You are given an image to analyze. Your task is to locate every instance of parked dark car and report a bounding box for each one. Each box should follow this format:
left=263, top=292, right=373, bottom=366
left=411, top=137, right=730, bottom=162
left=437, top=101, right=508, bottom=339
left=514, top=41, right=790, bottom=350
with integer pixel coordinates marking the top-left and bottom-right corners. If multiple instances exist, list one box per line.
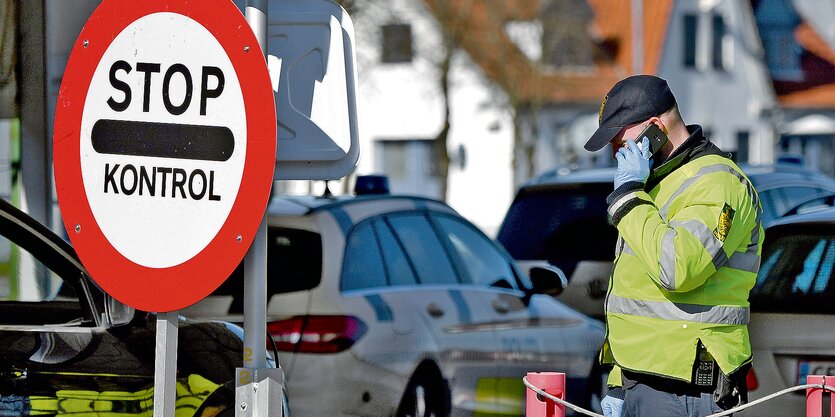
left=0, top=197, right=284, bottom=417
left=744, top=205, right=835, bottom=416
left=496, top=164, right=835, bottom=319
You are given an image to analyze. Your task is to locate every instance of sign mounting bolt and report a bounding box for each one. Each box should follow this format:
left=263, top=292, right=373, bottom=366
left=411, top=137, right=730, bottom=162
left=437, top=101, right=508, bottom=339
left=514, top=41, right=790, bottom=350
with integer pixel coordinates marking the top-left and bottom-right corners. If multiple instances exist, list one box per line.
left=236, top=235, right=242, bottom=243
left=83, top=40, right=89, bottom=48
left=244, top=45, right=250, bottom=52
left=75, top=224, right=81, bottom=233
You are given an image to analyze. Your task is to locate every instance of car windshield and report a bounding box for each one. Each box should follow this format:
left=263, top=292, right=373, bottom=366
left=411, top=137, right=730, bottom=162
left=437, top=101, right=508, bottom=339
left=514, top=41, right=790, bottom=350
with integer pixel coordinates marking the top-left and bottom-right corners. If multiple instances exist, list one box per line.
left=497, top=182, right=616, bottom=275
left=751, top=231, right=835, bottom=314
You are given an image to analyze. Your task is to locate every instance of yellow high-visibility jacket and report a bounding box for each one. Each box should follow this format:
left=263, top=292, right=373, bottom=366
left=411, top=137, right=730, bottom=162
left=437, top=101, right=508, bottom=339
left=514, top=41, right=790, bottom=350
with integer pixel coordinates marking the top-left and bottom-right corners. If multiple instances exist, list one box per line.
left=601, top=127, right=763, bottom=382
left=29, top=373, right=221, bottom=416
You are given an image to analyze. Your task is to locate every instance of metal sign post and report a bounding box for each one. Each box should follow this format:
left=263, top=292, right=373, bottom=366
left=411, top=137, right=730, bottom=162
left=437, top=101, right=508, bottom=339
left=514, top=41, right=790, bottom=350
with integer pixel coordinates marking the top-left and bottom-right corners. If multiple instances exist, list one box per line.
left=238, top=1, right=284, bottom=416
left=153, top=312, right=179, bottom=417
left=243, top=0, right=268, bottom=374
left=234, top=1, right=361, bottom=414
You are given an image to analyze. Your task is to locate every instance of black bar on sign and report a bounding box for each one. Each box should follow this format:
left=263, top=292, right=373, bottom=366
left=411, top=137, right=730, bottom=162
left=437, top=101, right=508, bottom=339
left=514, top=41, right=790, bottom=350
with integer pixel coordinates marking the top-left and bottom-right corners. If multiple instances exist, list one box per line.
left=91, top=119, right=234, bottom=162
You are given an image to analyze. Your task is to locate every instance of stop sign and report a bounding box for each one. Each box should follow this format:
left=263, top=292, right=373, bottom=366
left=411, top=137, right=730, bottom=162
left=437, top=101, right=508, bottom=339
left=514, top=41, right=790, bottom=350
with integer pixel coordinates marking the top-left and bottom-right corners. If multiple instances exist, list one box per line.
left=53, top=0, right=276, bottom=312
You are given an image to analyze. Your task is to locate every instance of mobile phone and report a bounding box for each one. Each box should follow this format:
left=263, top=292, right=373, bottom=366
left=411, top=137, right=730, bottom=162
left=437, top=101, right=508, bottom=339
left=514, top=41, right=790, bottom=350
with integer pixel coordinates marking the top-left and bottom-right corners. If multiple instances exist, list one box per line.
left=636, top=123, right=669, bottom=157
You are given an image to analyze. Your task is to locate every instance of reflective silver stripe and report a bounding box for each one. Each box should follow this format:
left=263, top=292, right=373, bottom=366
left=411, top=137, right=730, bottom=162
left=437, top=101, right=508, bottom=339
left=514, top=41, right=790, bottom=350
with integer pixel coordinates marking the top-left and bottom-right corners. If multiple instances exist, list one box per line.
left=607, top=294, right=750, bottom=325
left=658, top=219, right=760, bottom=288
left=750, top=219, right=760, bottom=246
left=623, top=240, right=634, bottom=256
left=672, top=218, right=726, bottom=261
left=735, top=169, right=761, bottom=213
left=660, top=229, right=677, bottom=290
left=660, top=219, right=728, bottom=290
left=674, top=219, right=725, bottom=256
left=727, top=249, right=760, bottom=273
left=660, top=164, right=763, bottom=276
left=656, top=165, right=727, bottom=285
left=616, top=237, right=635, bottom=257
left=725, top=214, right=762, bottom=274
left=608, top=191, right=641, bottom=218
left=659, top=164, right=733, bottom=218
left=660, top=163, right=759, bottom=220
left=749, top=207, right=763, bottom=250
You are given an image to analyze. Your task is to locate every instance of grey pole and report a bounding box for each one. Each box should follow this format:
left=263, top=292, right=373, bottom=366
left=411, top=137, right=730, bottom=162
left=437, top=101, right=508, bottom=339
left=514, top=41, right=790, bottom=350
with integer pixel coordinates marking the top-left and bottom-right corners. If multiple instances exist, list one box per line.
left=18, top=0, right=51, bottom=228
left=239, top=1, right=282, bottom=416
left=632, top=0, right=643, bottom=74
left=152, top=312, right=178, bottom=417
left=244, top=0, right=269, bottom=374
left=243, top=215, right=268, bottom=373
left=247, top=0, right=268, bottom=56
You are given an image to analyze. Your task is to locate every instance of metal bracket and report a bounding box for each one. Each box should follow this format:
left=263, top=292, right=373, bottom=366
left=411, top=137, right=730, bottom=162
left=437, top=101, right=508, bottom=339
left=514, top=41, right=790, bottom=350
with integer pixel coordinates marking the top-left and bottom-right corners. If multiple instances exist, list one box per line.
left=235, top=367, right=285, bottom=417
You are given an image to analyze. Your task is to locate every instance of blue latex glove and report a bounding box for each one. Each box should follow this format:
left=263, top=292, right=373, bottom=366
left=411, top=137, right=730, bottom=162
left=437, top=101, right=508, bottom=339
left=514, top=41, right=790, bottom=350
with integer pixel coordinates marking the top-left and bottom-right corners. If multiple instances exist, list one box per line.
left=600, top=395, right=624, bottom=417
left=614, top=138, right=651, bottom=189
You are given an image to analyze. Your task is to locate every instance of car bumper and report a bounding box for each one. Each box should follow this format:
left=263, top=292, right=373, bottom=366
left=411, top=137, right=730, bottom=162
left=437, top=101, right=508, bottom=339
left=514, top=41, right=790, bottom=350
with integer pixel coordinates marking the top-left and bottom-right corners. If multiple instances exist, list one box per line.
left=286, top=351, right=407, bottom=417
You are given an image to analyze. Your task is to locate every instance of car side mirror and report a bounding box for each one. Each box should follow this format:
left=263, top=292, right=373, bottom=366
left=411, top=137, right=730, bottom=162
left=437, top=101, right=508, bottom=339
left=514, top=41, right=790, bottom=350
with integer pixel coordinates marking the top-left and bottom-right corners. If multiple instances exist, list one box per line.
left=529, top=265, right=567, bottom=297
left=104, top=295, right=136, bottom=326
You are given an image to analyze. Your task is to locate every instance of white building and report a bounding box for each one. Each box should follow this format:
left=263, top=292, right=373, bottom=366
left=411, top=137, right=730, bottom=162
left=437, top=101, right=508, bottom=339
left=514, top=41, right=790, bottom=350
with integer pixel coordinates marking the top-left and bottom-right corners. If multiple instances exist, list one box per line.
left=332, top=0, right=835, bottom=238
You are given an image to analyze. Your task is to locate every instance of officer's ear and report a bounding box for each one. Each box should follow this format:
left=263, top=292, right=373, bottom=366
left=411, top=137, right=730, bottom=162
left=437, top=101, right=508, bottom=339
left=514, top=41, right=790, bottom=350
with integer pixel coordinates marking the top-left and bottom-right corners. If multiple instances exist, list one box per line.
left=648, top=116, right=667, bottom=135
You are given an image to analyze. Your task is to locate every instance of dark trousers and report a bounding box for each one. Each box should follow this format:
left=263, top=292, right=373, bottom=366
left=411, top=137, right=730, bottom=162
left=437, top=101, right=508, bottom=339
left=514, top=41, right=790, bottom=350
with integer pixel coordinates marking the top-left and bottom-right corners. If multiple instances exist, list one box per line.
left=623, top=382, right=727, bottom=417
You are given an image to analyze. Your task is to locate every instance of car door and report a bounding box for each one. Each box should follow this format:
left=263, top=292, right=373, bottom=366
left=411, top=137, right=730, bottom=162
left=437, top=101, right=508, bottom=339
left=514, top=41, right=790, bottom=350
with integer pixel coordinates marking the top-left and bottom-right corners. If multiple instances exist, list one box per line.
left=0, top=198, right=239, bottom=416
left=748, top=226, right=835, bottom=415
left=430, top=213, right=541, bottom=415
left=431, top=213, right=603, bottom=415
left=380, top=212, right=499, bottom=416
left=0, top=228, right=156, bottom=416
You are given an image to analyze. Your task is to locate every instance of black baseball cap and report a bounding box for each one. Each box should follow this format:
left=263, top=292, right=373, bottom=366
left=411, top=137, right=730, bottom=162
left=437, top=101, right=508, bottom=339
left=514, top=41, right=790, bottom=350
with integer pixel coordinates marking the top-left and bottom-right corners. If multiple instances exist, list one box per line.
left=584, top=75, right=677, bottom=152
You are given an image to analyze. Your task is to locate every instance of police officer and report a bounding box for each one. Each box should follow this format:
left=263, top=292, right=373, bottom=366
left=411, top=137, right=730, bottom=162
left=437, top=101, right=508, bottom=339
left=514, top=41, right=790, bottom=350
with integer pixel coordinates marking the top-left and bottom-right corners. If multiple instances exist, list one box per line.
left=585, top=75, right=763, bottom=417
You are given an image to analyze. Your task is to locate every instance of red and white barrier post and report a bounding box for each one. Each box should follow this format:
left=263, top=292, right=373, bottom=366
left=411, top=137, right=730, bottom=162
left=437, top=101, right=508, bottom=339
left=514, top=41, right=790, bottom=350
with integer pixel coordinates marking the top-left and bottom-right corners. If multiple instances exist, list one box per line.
left=806, top=375, right=835, bottom=417
left=526, top=372, right=565, bottom=417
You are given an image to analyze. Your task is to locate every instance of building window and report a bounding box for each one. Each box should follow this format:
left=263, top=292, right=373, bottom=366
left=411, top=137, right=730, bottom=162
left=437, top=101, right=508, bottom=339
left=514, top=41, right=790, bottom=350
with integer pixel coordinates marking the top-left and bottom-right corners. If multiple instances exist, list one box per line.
left=683, top=14, right=698, bottom=68
left=375, top=139, right=441, bottom=199
left=736, top=131, right=750, bottom=163
left=381, top=24, right=413, bottom=63
left=712, top=14, right=726, bottom=70
left=379, top=140, right=408, bottom=180
left=753, top=0, right=803, bottom=81
left=540, top=0, right=595, bottom=70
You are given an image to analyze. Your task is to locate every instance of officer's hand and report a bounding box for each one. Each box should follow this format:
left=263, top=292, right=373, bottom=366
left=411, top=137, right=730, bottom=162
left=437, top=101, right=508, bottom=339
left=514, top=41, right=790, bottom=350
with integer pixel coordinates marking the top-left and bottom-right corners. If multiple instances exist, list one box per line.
left=614, top=138, right=651, bottom=189
left=600, top=395, right=624, bottom=417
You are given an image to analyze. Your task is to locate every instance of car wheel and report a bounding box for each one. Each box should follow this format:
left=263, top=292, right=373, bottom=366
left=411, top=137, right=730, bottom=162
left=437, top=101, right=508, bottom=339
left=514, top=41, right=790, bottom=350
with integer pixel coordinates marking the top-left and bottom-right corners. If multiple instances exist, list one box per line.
left=396, top=367, right=449, bottom=417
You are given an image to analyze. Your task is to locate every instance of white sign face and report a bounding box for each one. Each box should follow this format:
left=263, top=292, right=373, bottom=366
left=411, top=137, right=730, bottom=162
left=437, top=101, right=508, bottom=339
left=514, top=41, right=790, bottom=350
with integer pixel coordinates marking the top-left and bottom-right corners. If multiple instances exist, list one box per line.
left=80, top=12, right=245, bottom=268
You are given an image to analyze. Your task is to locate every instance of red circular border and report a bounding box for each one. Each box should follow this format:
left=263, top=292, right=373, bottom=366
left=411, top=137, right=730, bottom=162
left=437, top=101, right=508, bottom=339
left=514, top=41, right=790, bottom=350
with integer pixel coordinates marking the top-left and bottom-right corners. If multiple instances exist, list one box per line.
left=53, top=0, right=276, bottom=312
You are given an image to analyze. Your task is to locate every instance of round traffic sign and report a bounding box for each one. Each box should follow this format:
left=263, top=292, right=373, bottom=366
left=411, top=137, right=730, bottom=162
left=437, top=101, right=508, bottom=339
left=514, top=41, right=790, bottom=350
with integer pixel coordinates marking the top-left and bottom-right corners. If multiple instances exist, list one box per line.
left=53, top=0, right=276, bottom=312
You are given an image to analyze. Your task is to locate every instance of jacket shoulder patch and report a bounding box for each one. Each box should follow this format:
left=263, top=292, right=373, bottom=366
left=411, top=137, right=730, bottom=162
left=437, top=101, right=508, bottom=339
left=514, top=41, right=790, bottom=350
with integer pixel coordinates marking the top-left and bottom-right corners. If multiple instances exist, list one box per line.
left=714, top=203, right=735, bottom=242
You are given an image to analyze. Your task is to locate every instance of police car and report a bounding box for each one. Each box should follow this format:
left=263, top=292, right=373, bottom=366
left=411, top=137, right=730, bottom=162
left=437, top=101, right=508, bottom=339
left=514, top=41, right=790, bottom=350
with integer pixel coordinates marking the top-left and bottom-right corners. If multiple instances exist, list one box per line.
left=183, top=176, right=606, bottom=417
